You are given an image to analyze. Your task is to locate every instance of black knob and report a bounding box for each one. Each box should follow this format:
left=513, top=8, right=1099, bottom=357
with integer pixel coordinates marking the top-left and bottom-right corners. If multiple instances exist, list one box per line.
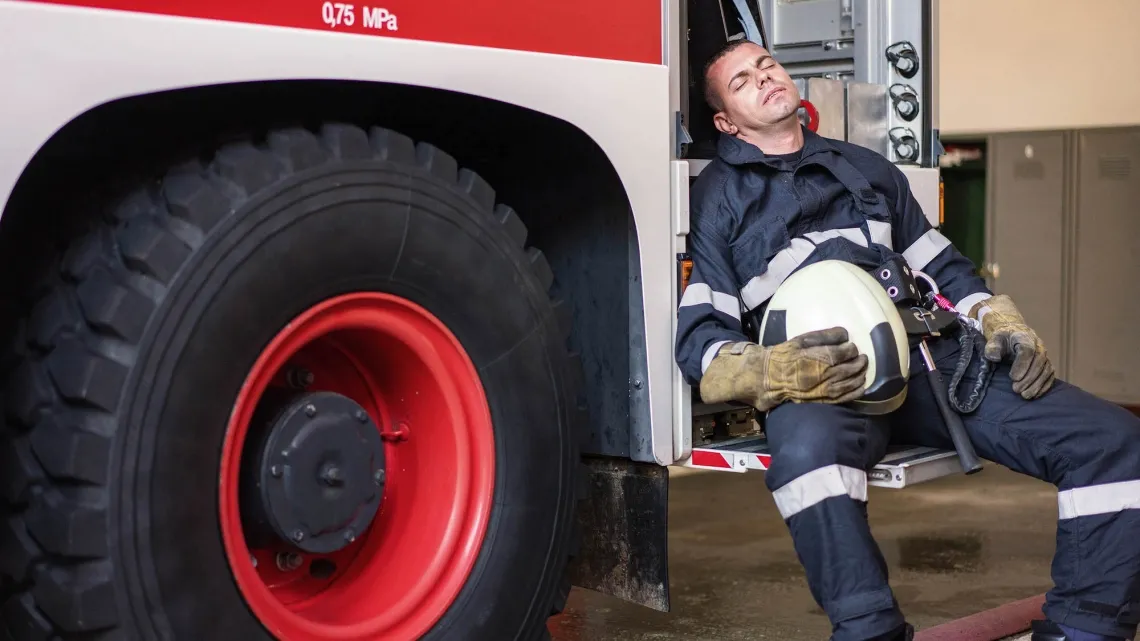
left=890, top=84, right=920, bottom=122
left=886, top=41, right=920, bottom=79
left=890, top=128, right=920, bottom=163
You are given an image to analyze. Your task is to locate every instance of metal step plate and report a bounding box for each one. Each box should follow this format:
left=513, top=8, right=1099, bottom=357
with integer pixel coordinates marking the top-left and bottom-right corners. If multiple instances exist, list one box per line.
left=683, top=436, right=975, bottom=489
left=868, top=445, right=969, bottom=489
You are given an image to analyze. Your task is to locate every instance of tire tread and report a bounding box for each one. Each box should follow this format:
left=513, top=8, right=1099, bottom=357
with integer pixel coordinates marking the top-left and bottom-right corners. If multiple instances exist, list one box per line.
left=1, top=122, right=588, bottom=640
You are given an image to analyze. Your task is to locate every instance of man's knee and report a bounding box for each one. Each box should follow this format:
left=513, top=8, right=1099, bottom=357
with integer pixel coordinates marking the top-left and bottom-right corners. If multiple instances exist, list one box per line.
left=1032, top=384, right=1140, bottom=529
left=1091, top=405, right=1140, bottom=473
left=1055, top=385, right=1140, bottom=483
left=766, top=403, right=884, bottom=472
left=764, top=403, right=880, bottom=519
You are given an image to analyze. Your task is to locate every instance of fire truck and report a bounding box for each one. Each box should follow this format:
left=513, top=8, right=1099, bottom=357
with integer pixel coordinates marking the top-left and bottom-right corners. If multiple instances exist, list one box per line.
left=0, top=0, right=952, bottom=639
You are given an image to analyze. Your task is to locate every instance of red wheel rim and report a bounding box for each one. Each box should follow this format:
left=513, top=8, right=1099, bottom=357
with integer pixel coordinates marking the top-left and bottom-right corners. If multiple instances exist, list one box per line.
left=219, top=293, right=495, bottom=640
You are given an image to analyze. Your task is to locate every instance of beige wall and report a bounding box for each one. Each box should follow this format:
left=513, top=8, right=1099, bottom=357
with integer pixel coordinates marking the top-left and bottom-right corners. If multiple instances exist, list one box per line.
left=938, top=0, right=1140, bottom=136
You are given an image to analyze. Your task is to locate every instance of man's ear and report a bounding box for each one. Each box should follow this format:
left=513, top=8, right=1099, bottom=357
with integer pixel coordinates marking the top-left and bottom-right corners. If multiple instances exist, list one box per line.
left=713, top=111, right=738, bottom=136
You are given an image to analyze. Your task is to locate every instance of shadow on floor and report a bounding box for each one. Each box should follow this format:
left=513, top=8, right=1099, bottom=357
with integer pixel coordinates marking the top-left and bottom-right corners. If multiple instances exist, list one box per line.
left=551, top=464, right=1057, bottom=641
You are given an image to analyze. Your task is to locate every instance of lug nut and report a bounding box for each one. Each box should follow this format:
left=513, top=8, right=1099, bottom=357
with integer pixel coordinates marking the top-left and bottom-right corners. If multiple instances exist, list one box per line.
left=270, top=465, right=282, bottom=478
left=304, top=404, right=317, bottom=417
left=373, top=469, right=385, bottom=485
left=355, top=410, right=369, bottom=423
left=292, top=530, right=305, bottom=542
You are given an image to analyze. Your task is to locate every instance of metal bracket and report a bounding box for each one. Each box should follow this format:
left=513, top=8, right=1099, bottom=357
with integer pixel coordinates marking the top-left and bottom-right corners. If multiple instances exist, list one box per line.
left=675, top=111, right=693, bottom=159
left=929, top=127, right=945, bottom=165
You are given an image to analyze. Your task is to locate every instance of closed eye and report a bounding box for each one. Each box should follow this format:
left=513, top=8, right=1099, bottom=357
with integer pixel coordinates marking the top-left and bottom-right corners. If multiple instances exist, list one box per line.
left=728, top=54, right=775, bottom=92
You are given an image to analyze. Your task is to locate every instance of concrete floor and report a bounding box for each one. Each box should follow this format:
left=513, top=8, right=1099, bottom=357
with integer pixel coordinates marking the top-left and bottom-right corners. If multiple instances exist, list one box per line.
left=551, top=463, right=1058, bottom=641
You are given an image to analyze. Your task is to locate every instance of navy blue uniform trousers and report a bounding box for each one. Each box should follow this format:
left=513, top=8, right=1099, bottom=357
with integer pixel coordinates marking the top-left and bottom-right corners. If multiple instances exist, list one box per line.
left=765, top=330, right=1140, bottom=641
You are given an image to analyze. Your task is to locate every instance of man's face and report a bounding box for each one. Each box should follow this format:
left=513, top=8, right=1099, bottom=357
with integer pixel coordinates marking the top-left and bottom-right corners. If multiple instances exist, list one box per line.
left=708, top=42, right=801, bottom=136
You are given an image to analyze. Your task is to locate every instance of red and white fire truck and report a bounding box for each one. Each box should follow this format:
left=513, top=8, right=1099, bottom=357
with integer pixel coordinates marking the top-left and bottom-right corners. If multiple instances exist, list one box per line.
left=0, top=1, right=952, bottom=639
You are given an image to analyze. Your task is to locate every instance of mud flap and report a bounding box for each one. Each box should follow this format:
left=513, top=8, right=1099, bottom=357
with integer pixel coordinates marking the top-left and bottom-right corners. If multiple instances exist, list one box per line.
left=566, top=457, right=670, bottom=612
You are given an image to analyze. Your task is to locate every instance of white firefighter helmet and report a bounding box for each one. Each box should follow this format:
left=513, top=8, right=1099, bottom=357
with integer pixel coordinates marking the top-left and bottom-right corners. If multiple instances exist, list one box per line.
left=758, top=260, right=910, bottom=415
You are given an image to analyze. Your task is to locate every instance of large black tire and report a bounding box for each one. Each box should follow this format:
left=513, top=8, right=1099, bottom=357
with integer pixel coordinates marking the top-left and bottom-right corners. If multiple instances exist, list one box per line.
left=0, top=124, right=585, bottom=640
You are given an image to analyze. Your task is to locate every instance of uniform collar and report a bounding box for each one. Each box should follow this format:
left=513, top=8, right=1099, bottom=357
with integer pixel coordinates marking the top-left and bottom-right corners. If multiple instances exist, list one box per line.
left=716, top=125, right=838, bottom=169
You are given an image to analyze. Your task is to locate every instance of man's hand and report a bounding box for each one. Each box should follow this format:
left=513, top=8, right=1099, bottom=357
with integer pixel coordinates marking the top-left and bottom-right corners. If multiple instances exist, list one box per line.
left=699, top=327, right=869, bottom=412
left=970, top=294, right=1055, bottom=399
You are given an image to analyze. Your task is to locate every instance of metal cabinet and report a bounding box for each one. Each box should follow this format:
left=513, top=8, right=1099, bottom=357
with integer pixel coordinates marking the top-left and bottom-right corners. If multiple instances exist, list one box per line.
left=987, top=127, right=1140, bottom=405
left=986, top=132, right=1068, bottom=379
left=1069, top=129, right=1140, bottom=404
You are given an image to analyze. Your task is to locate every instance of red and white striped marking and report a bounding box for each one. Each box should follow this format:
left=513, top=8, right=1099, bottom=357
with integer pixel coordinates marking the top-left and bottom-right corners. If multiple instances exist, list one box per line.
left=687, top=448, right=773, bottom=473
left=681, top=443, right=968, bottom=490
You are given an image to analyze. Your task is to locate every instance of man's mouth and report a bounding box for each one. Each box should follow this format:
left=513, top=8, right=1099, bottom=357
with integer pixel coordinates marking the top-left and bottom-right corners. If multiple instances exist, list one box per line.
left=763, top=87, right=786, bottom=105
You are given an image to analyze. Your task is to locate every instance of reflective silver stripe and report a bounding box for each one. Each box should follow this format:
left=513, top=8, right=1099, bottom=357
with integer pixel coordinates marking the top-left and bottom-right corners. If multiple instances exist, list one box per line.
left=700, top=340, right=731, bottom=374
left=679, top=283, right=741, bottom=321
left=902, top=228, right=952, bottom=270
left=954, top=292, right=991, bottom=318
left=740, top=237, right=817, bottom=310
left=1058, top=479, right=1140, bottom=520
left=804, top=227, right=867, bottom=247
left=771, top=464, right=868, bottom=519
left=867, top=220, right=893, bottom=249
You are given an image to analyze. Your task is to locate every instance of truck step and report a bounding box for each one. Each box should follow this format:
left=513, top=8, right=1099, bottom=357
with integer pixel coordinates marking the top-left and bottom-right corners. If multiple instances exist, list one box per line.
left=684, top=435, right=975, bottom=489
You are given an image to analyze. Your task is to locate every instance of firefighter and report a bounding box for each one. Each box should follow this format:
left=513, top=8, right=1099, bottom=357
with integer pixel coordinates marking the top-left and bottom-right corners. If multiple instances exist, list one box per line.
left=675, top=38, right=1140, bottom=641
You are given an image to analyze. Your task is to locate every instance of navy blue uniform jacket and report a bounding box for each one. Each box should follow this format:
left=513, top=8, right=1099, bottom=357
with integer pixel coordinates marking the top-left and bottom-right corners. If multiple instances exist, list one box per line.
left=675, top=127, right=991, bottom=386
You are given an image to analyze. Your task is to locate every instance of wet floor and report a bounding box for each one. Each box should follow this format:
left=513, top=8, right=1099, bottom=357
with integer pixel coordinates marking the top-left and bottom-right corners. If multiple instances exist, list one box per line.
left=551, top=463, right=1058, bottom=640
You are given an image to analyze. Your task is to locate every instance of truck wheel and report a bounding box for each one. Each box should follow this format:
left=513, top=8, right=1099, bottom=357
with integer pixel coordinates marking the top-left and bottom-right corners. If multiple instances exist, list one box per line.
left=0, top=124, right=585, bottom=640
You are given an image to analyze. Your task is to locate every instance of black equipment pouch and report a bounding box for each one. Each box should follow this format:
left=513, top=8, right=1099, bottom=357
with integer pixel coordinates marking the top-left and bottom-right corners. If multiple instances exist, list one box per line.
left=871, top=256, right=923, bottom=305
left=865, top=257, right=959, bottom=337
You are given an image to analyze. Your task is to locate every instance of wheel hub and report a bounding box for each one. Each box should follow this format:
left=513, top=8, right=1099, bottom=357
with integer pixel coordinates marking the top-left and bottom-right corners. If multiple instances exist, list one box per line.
left=221, top=293, right=496, bottom=638
left=244, top=391, right=386, bottom=554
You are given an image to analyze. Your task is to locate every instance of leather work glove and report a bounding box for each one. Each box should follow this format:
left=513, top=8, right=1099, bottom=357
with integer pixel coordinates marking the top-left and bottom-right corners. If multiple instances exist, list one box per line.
left=969, top=294, right=1055, bottom=399
left=699, top=327, right=869, bottom=412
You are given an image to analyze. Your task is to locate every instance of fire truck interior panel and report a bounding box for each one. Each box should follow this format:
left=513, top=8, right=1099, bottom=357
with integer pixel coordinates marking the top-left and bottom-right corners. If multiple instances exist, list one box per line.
left=682, top=0, right=938, bottom=169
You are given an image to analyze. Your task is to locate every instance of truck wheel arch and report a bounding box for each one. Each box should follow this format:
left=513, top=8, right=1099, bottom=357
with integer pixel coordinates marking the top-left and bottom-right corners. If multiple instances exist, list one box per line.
left=0, top=79, right=650, bottom=464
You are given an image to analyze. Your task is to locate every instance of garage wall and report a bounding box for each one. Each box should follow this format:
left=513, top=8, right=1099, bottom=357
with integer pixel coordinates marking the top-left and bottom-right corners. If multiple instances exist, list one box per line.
left=938, top=0, right=1140, bottom=136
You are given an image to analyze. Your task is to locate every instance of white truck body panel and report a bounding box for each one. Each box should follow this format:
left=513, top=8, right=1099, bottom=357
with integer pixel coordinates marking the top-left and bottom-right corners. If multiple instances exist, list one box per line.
left=0, top=1, right=683, bottom=464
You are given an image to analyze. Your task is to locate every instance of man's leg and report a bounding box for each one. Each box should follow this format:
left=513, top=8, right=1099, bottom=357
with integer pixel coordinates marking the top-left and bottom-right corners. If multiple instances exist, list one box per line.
left=764, top=402, right=907, bottom=640
left=892, top=335, right=1140, bottom=640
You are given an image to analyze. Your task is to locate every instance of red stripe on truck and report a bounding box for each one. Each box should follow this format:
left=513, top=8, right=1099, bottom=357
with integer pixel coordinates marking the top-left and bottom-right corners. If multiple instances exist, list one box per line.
left=26, top=0, right=664, bottom=65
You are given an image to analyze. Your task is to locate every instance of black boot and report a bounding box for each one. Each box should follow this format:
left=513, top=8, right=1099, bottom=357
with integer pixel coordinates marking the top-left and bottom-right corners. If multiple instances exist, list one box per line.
left=875, top=623, right=914, bottom=641
left=1031, top=620, right=1068, bottom=641
left=831, top=622, right=914, bottom=641
left=1031, top=618, right=1131, bottom=641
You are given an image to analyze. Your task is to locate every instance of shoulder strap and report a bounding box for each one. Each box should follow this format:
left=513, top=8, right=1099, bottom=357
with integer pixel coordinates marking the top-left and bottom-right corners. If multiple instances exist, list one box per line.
left=815, top=151, right=893, bottom=220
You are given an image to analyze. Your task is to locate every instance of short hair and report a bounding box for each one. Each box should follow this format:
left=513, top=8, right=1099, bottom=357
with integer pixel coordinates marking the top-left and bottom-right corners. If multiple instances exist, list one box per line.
left=703, top=38, right=761, bottom=113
